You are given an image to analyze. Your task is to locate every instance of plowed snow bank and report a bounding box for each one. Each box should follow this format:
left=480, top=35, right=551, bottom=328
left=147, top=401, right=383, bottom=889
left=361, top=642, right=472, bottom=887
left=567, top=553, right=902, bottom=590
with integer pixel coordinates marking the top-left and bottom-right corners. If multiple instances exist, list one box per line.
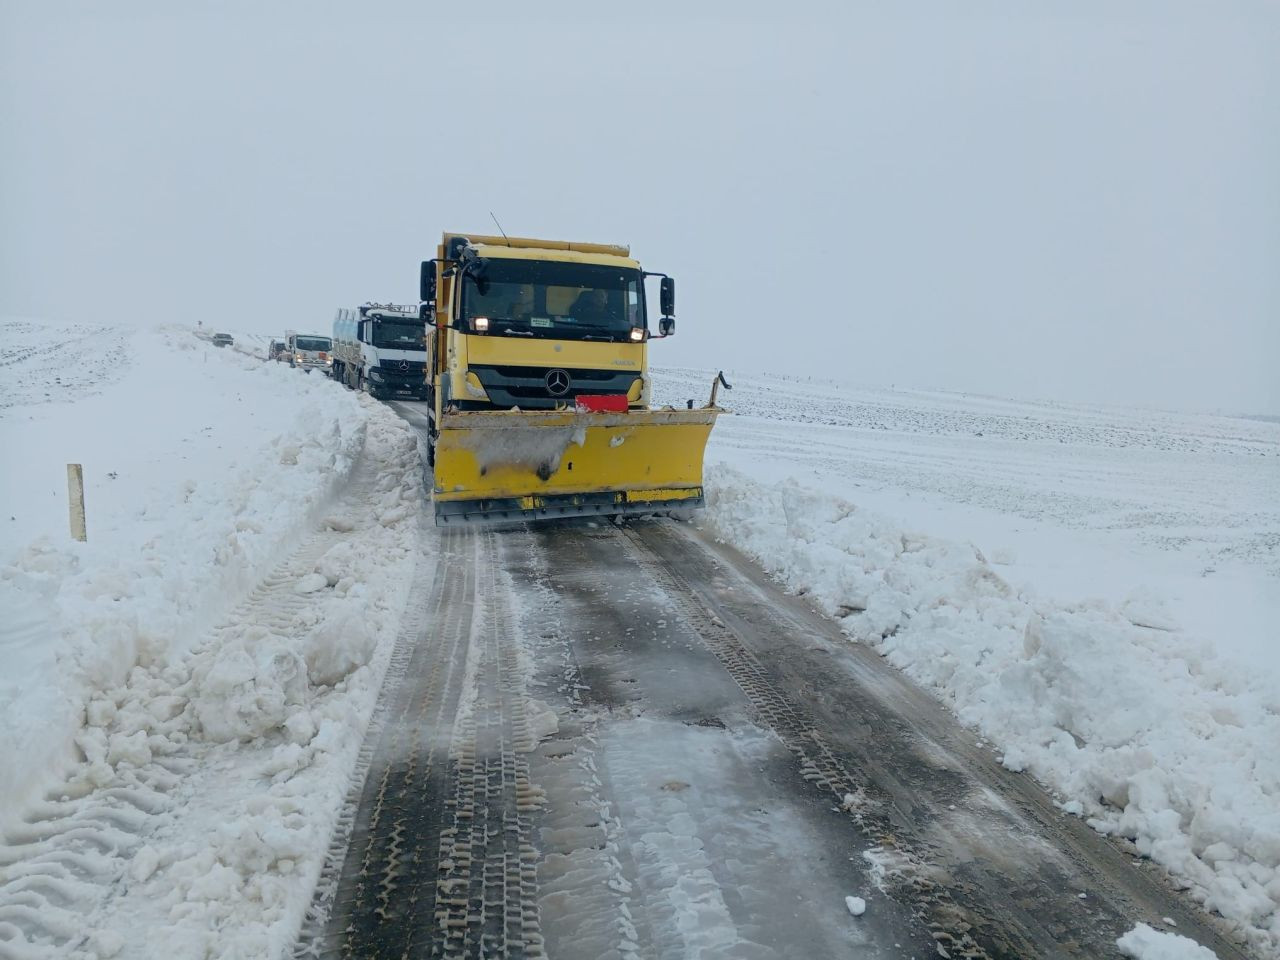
left=705, top=468, right=1279, bottom=955
left=0, top=325, right=366, bottom=831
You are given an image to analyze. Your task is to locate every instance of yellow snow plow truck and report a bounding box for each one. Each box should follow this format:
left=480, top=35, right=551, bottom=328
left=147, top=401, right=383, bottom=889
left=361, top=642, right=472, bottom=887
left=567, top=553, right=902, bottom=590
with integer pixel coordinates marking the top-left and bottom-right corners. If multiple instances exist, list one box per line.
left=419, top=232, right=724, bottom=525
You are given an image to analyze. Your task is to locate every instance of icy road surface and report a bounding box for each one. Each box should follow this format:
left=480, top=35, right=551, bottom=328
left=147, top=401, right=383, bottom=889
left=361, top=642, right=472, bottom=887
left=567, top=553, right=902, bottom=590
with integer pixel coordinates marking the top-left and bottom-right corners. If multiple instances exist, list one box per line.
left=291, top=401, right=1252, bottom=960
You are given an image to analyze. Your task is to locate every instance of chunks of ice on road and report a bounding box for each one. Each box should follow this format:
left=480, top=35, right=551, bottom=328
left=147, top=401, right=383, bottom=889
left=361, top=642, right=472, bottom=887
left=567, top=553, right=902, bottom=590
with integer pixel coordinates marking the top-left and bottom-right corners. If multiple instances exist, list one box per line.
left=130, top=844, right=161, bottom=883
left=845, top=895, right=866, bottom=917
left=1116, top=922, right=1219, bottom=959
left=520, top=698, right=560, bottom=751
left=315, top=540, right=358, bottom=586
left=294, top=572, right=329, bottom=594
left=304, top=606, right=377, bottom=687
left=190, top=628, right=309, bottom=742
left=90, top=930, right=126, bottom=958
left=378, top=503, right=412, bottom=526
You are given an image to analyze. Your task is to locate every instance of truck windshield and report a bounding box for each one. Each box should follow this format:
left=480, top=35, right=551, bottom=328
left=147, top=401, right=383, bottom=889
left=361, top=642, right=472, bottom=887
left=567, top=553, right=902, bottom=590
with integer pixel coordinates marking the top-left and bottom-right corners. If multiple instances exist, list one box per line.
left=296, top=337, right=331, bottom=351
left=372, top=321, right=426, bottom=350
left=461, top=261, right=643, bottom=342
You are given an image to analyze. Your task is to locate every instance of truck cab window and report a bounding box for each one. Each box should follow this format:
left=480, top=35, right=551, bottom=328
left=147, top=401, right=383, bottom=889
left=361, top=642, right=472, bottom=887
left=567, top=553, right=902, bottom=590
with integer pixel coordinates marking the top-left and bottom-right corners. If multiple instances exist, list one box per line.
left=461, top=261, right=643, bottom=342
left=372, top=321, right=426, bottom=350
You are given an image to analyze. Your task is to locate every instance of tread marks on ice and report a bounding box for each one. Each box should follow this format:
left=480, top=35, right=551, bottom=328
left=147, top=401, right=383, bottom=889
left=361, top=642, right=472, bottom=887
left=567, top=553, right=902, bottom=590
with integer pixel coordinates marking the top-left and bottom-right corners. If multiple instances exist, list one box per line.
left=308, top=530, right=545, bottom=960
left=619, top=523, right=998, bottom=960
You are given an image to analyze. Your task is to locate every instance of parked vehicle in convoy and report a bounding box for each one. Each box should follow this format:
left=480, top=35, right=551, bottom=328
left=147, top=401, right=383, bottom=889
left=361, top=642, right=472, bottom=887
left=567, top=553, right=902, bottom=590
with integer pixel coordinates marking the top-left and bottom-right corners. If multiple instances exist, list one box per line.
left=211, top=333, right=234, bottom=347
left=286, top=331, right=332, bottom=373
left=268, top=339, right=287, bottom=361
left=332, top=304, right=427, bottom=399
left=419, top=231, right=723, bottom=525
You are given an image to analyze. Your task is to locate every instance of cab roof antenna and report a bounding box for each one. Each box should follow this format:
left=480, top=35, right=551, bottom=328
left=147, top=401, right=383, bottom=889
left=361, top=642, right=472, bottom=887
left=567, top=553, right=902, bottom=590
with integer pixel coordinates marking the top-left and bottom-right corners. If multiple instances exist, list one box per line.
left=489, top=211, right=511, bottom=245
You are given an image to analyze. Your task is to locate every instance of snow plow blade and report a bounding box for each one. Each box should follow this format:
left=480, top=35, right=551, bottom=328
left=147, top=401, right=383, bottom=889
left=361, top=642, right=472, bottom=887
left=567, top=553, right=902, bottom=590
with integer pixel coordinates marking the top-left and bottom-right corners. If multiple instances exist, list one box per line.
left=432, top=407, right=719, bottom=525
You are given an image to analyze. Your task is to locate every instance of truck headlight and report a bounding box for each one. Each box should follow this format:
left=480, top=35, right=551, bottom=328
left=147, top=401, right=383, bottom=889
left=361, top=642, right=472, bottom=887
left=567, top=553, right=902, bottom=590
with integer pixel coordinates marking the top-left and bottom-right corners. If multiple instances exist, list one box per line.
left=629, top=327, right=645, bottom=342
left=473, top=317, right=490, bottom=332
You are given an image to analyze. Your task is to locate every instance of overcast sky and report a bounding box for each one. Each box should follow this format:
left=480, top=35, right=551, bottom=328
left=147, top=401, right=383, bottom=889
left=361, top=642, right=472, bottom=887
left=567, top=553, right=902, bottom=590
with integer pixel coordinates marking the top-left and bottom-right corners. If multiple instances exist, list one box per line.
left=3, top=0, right=1277, bottom=413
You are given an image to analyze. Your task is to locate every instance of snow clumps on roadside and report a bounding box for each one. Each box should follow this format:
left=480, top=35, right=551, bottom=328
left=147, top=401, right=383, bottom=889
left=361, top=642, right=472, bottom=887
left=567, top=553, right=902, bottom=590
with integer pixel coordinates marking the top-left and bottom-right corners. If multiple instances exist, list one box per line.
left=704, top=466, right=1280, bottom=955
left=1117, top=922, right=1221, bottom=959
left=30, top=406, right=426, bottom=958
left=0, top=330, right=369, bottom=828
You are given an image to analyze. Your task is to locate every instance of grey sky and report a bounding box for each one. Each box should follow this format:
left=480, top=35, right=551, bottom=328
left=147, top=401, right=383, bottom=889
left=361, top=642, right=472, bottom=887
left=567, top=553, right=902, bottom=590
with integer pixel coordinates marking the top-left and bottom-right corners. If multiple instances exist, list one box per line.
left=3, top=0, right=1277, bottom=413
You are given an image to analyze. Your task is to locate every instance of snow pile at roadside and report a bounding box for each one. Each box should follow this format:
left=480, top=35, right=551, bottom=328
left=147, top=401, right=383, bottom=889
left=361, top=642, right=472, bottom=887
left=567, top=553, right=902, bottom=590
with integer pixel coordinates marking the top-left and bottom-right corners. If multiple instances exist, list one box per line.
left=0, top=319, right=429, bottom=957
left=62, top=410, right=425, bottom=959
left=704, top=467, right=1280, bottom=954
left=1118, top=923, right=1221, bottom=959
left=0, top=325, right=367, bottom=833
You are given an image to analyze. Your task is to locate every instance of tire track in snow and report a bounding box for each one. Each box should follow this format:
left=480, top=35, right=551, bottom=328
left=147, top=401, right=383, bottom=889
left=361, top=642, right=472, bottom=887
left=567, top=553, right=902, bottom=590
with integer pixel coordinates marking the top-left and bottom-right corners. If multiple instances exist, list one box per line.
left=304, top=530, right=546, bottom=960
left=0, top=442, right=385, bottom=958
left=505, top=528, right=653, bottom=960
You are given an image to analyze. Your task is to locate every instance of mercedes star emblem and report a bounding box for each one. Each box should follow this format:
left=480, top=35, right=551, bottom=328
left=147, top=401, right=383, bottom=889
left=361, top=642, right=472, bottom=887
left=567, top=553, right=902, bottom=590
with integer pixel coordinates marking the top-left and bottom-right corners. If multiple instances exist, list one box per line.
left=399, top=359, right=409, bottom=371
left=545, top=368, right=571, bottom=396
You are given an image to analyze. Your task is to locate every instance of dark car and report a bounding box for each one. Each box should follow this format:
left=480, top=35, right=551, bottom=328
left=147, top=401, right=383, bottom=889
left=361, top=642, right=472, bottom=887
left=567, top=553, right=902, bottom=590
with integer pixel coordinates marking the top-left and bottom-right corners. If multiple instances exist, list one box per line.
left=212, top=333, right=234, bottom=348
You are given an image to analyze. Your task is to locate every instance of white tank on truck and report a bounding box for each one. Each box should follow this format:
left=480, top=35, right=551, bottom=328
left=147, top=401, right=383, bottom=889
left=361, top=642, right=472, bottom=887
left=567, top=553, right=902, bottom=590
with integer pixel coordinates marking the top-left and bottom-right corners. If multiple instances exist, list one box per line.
left=331, top=303, right=428, bottom=400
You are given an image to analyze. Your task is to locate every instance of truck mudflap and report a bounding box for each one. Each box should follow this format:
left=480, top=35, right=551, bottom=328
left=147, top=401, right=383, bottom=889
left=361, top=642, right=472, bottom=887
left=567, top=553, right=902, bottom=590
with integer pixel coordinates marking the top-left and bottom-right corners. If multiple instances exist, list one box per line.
left=431, top=407, right=720, bottom=526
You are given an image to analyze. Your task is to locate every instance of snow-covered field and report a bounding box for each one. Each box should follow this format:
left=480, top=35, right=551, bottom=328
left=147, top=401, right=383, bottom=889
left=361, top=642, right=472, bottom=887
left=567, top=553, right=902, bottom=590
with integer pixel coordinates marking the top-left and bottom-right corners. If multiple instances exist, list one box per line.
left=655, top=367, right=1280, bottom=956
left=1, top=319, right=424, bottom=957
left=2, top=322, right=1276, bottom=958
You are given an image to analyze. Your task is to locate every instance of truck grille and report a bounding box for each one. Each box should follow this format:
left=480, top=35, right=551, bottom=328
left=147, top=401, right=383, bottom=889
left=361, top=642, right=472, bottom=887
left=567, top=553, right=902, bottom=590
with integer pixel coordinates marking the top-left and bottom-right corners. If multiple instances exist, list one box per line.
left=469, top=364, right=638, bottom=409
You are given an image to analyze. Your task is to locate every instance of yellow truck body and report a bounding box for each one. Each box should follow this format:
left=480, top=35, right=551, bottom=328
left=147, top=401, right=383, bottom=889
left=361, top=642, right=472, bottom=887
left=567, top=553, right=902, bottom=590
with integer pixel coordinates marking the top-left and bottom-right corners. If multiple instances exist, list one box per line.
left=420, top=232, right=721, bottom=525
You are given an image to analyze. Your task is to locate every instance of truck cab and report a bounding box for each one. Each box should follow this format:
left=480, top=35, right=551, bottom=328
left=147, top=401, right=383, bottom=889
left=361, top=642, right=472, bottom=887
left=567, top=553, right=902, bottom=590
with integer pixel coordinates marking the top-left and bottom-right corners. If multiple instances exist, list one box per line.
left=422, top=234, right=674, bottom=417
left=287, top=332, right=333, bottom=373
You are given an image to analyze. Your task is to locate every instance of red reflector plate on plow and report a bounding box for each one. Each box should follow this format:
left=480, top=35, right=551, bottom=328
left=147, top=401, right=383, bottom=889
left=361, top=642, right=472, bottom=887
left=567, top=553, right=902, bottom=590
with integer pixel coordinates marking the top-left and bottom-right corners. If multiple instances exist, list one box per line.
left=575, top=395, right=629, bottom=413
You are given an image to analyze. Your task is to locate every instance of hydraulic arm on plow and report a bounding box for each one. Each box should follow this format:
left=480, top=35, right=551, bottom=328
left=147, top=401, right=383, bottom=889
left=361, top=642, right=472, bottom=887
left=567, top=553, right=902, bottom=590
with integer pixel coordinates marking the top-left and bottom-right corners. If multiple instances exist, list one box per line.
left=418, top=233, right=724, bottom=525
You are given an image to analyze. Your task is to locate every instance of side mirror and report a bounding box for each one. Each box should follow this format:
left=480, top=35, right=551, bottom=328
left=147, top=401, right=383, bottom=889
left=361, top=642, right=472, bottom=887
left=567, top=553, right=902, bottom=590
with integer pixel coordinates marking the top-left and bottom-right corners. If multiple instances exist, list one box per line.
left=419, top=303, right=431, bottom=320
left=420, top=260, right=437, bottom=303
left=660, top=276, right=675, bottom=317
left=659, top=317, right=675, bottom=337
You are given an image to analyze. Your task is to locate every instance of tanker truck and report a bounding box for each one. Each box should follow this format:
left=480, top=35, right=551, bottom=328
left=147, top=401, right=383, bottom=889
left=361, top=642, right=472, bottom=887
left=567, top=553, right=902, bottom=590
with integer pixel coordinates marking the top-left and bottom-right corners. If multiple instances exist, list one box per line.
left=332, top=304, right=428, bottom=399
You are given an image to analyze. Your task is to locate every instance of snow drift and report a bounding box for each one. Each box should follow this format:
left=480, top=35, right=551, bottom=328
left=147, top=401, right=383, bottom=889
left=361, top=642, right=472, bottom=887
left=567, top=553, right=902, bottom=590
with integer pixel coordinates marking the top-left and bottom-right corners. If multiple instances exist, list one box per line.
left=703, top=467, right=1279, bottom=954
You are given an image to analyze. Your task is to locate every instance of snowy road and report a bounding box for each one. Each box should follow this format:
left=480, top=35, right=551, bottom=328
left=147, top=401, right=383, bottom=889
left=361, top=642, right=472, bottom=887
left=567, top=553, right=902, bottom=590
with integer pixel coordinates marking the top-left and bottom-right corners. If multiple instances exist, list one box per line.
left=4, top=331, right=1272, bottom=958
left=294, top=403, right=1252, bottom=960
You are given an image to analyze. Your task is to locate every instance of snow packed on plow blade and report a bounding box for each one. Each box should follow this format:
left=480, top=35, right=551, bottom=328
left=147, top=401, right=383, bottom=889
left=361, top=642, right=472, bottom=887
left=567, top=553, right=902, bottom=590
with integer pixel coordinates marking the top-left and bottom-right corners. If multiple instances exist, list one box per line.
left=431, top=407, right=720, bottom=525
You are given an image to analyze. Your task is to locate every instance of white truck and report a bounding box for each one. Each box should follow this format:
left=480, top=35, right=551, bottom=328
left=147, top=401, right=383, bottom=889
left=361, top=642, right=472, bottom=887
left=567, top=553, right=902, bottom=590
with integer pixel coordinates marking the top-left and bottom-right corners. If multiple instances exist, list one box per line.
left=285, top=331, right=333, bottom=373
left=331, top=304, right=428, bottom=400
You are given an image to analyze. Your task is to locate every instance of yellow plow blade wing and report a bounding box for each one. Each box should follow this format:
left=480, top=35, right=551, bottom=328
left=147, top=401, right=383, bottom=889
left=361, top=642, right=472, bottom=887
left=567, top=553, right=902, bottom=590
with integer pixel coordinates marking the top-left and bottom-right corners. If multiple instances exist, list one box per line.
left=432, top=408, right=719, bottom=525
